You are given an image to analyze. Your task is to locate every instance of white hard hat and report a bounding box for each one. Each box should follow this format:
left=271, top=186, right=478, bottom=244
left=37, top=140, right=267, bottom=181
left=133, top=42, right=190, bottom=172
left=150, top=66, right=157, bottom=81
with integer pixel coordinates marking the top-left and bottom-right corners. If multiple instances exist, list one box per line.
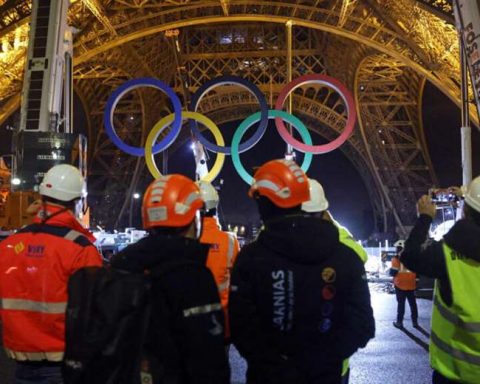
left=394, top=240, right=405, bottom=248
left=301, top=178, right=329, bottom=213
left=39, top=164, right=85, bottom=202
left=196, top=180, right=219, bottom=211
left=464, top=176, right=480, bottom=213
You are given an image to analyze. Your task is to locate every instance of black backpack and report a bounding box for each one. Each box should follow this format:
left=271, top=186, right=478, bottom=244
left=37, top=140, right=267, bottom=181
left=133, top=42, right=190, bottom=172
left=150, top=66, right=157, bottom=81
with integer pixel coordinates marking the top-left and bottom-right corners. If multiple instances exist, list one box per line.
left=63, top=266, right=153, bottom=384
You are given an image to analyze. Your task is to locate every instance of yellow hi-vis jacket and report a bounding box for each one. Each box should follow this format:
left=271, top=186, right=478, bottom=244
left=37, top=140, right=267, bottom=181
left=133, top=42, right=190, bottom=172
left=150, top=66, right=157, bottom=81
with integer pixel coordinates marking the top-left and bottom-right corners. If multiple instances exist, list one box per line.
left=430, top=243, right=480, bottom=383
left=335, top=221, right=368, bottom=377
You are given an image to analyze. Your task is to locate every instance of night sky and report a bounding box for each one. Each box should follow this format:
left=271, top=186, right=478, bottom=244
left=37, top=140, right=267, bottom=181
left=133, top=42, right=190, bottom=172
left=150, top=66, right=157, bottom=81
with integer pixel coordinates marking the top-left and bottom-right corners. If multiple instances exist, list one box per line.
left=1, top=82, right=478, bottom=239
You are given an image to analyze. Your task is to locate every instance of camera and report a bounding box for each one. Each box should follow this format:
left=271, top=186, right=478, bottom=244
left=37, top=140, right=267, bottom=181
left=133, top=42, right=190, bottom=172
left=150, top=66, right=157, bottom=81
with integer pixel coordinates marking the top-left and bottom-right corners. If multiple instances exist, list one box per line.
left=428, top=188, right=459, bottom=204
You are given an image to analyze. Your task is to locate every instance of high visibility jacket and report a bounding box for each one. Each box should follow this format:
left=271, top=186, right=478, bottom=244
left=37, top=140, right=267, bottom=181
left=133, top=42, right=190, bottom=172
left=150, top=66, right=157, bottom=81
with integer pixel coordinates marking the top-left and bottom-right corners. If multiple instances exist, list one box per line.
left=430, top=243, right=480, bottom=383
left=200, top=216, right=239, bottom=338
left=391, top=256, right=416, bottom=291
left=336, top=223, right=368, bottom=263
left=0, top=204, right=102, bottom=361
left=336, top=221, right=368, bottom=377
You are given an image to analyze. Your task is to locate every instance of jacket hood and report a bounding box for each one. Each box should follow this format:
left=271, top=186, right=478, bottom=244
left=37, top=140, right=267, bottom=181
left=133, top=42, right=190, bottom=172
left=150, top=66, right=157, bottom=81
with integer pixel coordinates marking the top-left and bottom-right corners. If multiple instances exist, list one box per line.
left=444, top=219, right=480, bottom=262
left=111, top=234, right=210, bottom=273
left=258, top=215, right=340, bottom=265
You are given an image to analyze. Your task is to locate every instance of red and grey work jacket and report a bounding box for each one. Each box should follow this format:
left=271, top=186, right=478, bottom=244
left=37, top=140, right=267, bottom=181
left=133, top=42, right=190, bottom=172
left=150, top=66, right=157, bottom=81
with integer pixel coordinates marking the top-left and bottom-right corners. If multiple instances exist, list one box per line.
left=0, top=204, right=102, bottom=361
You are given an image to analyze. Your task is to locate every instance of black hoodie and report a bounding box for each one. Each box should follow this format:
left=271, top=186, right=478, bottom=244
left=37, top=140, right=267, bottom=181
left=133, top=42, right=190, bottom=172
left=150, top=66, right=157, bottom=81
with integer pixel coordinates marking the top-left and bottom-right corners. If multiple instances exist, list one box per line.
left=110, top=234, right=230, bottom=384
left=402, top=215, right=480, bottom=306
left=230, top=215, right=375, bottom=384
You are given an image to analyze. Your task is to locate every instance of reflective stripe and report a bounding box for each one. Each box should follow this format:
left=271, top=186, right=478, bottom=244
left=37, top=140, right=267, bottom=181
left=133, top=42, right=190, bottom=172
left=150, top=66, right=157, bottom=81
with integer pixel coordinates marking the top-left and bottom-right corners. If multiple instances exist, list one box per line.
left=5, top=348, right=63, bottom=362
left=0, top=299, right=66, bottom=314
left=183, top=303, right=222, bottom=317
left=253, top=180, right=279, bottom=192
left=434, top=296, right=480, bottom=332
left=217, top=281, right=229, bottom=292
left=184, top=191, right=201, bottom=206
left=431, top=331, right=480, bottom=366
left=64, top=230, right=82, bottom=242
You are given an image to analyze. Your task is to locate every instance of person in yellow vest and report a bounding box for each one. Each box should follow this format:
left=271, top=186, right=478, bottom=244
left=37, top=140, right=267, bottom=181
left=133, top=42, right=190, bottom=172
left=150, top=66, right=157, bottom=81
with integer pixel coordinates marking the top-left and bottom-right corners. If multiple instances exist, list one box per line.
left=301, top=178, right=370, bottom=384
left=390, top=240, right=418, bottom=329
left=402, top=177, right=480, bottom=384
left=197, top=180, right=240, bottom=342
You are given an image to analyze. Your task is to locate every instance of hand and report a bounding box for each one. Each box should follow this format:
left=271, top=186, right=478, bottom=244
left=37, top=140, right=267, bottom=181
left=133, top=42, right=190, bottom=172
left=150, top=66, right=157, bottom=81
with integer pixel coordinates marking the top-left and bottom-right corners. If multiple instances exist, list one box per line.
left=448, top=186, right=463, bottom=199
left=417, top=195, right=436, bottom=218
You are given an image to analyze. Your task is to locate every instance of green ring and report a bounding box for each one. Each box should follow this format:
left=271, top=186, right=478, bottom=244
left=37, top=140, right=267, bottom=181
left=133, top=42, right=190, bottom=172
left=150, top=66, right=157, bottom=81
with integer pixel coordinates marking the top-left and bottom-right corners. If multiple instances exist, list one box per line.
left=231, top=110, right=313, bottom=185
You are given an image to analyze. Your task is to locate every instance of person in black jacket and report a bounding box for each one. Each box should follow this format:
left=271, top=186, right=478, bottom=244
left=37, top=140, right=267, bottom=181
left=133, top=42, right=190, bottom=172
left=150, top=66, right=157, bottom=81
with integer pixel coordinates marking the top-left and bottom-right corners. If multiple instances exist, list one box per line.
left=110, top=174, right=230, bottom=384
left=229, top=159, right=375, bottom=384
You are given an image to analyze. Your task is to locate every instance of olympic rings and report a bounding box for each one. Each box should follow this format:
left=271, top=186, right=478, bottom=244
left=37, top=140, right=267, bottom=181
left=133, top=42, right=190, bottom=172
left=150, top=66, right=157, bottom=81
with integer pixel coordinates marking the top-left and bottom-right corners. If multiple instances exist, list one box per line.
left=190, top=75, right=269, bottom=154
left=105, top=74, right=357, bottom=183
left=275, top=74, right=356, bottom=154
left=145, top=112, right=226, bottom=182
left=104, top=78, right=183, bottom=156
left=231, top=110, right=313, bottom=185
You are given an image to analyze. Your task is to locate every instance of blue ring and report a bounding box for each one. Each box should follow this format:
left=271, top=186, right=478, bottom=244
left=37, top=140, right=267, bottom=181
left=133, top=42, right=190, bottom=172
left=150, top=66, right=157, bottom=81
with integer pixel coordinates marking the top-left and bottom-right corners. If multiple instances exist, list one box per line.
left=104, top=78, right=182, bottom=157
left=189, top=75, right=269, bottom=154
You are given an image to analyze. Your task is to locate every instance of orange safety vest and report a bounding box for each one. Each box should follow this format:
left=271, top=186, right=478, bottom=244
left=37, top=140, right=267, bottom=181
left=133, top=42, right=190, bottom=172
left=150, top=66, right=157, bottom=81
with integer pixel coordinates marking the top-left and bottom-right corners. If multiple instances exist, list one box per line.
left=0, top=204, right=102, bottom=361
left=200, top=216, right=239, bottom=339
left=391, top=256, right=416, bottom=291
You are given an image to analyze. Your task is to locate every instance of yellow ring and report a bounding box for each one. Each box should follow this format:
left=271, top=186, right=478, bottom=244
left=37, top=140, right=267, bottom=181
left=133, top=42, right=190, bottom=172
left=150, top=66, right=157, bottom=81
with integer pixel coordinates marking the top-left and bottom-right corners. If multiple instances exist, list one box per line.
left=145, top=111, right=225, bottom=182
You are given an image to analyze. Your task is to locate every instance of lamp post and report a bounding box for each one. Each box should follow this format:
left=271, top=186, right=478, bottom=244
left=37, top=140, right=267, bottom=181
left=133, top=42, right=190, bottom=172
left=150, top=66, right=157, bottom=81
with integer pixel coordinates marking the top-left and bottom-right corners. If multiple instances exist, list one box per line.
left=129, top=192, right=141, bottom=228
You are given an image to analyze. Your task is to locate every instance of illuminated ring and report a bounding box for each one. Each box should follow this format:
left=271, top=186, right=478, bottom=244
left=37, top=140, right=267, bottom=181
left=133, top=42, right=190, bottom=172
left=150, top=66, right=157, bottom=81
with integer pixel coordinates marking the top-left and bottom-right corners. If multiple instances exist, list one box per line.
left=104, top=78, right=182, bottom=156
left=190, top=75, right=269, bottom=154
left=231, top=110, right=313, bottom=185
left=145, top=112, right=225, bottom=182
left=275, top=74, right=356, bottom=154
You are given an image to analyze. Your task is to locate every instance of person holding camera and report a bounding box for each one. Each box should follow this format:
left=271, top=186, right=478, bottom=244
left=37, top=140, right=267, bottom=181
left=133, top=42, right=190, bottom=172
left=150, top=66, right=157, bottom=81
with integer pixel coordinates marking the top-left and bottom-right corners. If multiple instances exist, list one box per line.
left=401, top=177, right=480, bottom=384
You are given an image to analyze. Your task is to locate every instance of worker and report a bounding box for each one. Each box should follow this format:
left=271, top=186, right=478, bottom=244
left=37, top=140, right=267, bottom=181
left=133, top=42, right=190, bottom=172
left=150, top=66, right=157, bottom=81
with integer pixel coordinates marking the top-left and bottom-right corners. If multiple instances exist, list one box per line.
left=401, top=178, right=480, bottom=384
left=301, top=178, right=368, bottom=262
left=301, top=177, right=369, bottom=384
left=110, top=174, right=230, bottom=383
left=0, top=164, right=102, bottom=384
left=390, top=240, right=418, bottom=329
left=197, top=180, right=239, bottom=343
left=229, top=159, right=375, bottom=384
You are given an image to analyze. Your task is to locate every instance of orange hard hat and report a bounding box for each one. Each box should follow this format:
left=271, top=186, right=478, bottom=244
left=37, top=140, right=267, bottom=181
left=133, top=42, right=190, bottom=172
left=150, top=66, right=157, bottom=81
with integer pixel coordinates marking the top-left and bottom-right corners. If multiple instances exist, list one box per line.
left=142, top=174, right=204, bottom=229
left=248, top=159, right=310, bottom=208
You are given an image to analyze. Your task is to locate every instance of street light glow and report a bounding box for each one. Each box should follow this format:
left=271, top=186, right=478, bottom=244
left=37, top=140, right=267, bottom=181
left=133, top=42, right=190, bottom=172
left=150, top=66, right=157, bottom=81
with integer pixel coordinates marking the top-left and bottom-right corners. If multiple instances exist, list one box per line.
left=133, top=193, right=141, bottom=199
left=11, top=177, right=21, bottom=185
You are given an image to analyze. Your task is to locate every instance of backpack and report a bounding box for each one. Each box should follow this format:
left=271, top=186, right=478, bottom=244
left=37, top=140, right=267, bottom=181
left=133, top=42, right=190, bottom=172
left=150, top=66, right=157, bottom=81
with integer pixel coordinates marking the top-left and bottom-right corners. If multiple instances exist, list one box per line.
left=63, top=266, right=153, bottom=384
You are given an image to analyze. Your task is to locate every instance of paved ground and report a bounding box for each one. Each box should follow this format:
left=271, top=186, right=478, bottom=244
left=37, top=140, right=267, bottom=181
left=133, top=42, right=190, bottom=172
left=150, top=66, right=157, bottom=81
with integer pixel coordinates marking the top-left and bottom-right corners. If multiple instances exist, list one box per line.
left=0, top=285, right=433, bottom=383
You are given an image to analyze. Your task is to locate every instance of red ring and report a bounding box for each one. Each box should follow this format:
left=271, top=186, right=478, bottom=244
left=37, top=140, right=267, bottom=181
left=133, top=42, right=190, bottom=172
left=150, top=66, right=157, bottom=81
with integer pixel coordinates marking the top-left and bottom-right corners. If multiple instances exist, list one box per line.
left=274, top=74, right=357, bottom=154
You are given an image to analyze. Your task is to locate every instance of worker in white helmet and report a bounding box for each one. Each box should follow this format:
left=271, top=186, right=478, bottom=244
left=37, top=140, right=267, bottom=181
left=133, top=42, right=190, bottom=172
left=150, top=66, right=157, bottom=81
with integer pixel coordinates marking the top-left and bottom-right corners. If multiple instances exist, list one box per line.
left=402, top=177, right=480, bottom=383
left=302, top=178, right=368, bottom=263
left=301, top=178, right=369, bottom=384
left=0, top=164, right=102, bottom=383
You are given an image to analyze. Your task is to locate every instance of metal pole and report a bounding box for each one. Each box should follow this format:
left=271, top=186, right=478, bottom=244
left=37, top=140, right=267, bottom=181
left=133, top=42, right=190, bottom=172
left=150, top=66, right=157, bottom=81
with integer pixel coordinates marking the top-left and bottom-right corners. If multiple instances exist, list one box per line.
left=162, top=148, right=168, bottom=175
left=460, top=36, right=473, bottom=186
left=286, top=20, right=294, bottom=157
left=128, top=194, right=133, bottom=228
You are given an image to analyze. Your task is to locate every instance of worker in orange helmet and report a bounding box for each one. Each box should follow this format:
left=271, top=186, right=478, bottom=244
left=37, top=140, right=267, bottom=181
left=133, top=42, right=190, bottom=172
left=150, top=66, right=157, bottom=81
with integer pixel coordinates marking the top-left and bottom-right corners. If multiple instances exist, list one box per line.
left=0, top=164, right=102, bottom=384
left=197, top=180, right=240, bottom=343
left=230, top=159, right=375, bottom=384
left=110, top=174, right=230, bottom=383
